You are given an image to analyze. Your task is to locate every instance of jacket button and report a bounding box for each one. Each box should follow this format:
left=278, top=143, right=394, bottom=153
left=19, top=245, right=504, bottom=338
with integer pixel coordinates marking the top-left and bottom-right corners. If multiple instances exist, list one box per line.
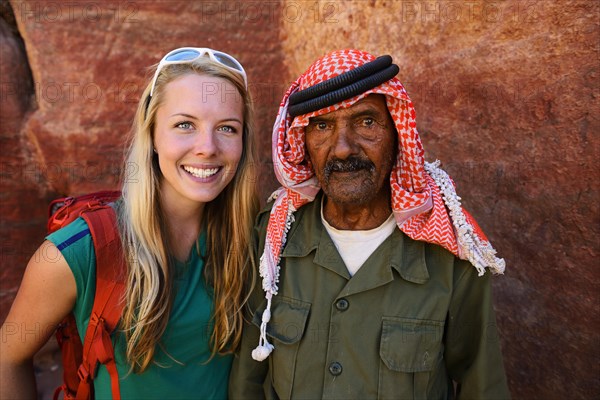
left=329, top=361, right=342, bottom=376
left=335, top=298, right=349, bottom=311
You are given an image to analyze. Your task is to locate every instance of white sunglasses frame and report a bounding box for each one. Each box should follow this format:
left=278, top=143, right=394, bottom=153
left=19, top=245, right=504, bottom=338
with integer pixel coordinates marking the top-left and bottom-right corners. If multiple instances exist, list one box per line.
left=148, top=47, right=248, bottom=97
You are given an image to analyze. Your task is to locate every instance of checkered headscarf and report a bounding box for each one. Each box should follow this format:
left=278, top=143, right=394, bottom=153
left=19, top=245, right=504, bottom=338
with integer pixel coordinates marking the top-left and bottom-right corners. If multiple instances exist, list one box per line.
left=251, top=49, right=505, bottom=361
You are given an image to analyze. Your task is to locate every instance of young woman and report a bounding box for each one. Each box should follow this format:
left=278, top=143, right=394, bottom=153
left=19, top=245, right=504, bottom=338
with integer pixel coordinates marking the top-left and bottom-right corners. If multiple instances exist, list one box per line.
left=0, top=47, right=259, bottom=399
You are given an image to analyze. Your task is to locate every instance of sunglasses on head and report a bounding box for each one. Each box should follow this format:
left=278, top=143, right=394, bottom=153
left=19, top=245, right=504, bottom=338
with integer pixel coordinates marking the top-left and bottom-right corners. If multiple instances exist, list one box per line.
left=149, top=47, right=247, bottom=97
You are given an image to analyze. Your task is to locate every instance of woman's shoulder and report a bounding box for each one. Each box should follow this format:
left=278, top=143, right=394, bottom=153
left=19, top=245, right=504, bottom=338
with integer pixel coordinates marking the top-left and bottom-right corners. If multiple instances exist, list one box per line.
left=46, top=217, right=92, bottom=250
left=46, top=216, right=98, bottom=303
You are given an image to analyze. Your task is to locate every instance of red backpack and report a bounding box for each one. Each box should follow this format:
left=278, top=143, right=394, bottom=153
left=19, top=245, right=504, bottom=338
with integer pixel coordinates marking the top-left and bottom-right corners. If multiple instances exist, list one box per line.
left=48, top=191, right=125, bottom=400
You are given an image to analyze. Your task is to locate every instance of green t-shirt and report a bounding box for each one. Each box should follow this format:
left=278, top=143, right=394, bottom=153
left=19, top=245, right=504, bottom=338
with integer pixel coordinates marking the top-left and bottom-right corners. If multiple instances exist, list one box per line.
left=47, top=217, right=232, bottom=399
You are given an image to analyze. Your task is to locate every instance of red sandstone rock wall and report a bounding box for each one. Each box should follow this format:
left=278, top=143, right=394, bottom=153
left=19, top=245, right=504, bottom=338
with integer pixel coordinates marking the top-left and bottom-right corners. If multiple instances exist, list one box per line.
left=1, top=1, right=598, bottom=399
left=1, top=2, right=45, bottom=326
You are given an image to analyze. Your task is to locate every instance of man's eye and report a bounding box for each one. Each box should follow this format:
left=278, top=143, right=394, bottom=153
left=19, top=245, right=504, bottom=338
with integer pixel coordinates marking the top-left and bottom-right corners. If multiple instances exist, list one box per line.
left=308, top=121, right=329, bottom=131
left=361, top=117, right=375, bottom=127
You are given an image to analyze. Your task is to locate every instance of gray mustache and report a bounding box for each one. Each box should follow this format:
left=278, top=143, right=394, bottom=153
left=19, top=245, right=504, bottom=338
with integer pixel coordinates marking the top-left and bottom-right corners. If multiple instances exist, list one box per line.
left=324, top=157, right=375, bottom=178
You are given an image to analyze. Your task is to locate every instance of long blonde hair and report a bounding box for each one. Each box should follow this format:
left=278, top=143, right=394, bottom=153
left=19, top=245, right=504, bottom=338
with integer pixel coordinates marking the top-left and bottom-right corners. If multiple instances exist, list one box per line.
left=119, top=57, right=258, bottom=372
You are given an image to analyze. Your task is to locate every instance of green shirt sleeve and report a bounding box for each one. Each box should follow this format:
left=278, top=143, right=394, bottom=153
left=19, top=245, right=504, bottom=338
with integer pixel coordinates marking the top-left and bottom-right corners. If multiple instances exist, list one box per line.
left=444, top=258, right=512, bottom=399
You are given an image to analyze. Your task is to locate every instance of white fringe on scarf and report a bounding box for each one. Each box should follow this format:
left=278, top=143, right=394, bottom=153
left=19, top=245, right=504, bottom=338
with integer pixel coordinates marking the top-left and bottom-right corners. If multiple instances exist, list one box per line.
left=253, top=194, right=296, bottom=361
left=424, top=160, right=505, bottom=276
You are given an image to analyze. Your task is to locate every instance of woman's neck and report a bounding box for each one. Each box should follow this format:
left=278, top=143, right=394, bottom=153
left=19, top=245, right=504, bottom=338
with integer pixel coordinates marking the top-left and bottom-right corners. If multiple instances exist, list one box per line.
left=160, top=192, right=204, bottom=262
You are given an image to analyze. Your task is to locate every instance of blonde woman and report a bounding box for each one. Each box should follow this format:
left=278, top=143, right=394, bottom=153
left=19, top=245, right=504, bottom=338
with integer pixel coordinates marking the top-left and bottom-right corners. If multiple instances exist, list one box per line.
left=0, top=47, right=258, bottom=399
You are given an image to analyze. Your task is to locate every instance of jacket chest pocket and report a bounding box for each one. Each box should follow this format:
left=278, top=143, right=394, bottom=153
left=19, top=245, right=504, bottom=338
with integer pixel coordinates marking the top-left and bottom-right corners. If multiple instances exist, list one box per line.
left=378, top=317, right=445, bottom=400
left=253, top=296, right=310, bottom=399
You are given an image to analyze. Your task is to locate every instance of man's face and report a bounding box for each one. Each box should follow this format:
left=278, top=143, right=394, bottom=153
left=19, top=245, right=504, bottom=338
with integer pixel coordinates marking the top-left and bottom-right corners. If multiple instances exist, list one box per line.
left=305, top=94, right=397, bottom=206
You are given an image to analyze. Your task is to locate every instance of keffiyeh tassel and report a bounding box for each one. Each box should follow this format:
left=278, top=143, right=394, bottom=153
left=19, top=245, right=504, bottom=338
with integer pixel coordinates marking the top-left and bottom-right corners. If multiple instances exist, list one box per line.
left=251, top=291, right=274, bottom=361
left=252, top=192, right=297, bottom=361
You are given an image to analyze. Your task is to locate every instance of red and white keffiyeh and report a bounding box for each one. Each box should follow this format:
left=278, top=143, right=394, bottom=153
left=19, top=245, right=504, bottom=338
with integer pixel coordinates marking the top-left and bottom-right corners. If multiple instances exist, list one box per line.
left=252, top=49, right=505, bottom=361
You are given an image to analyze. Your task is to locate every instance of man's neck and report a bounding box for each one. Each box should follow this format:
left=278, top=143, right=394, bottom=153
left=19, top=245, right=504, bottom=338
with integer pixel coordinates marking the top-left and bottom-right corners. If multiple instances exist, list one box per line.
left=322, top=193, right=392, bottom=230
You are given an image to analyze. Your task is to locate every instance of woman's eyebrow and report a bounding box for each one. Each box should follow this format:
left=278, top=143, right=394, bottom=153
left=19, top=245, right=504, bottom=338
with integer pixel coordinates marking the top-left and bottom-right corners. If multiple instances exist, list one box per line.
left=169, top=113, right=198, bottom=119
left=219, top=118, right=243, bottom=124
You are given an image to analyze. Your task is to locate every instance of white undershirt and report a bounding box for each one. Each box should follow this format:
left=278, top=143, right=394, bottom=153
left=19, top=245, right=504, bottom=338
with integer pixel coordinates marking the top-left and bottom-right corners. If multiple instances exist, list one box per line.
left=321, top=201, right=397, bottom=276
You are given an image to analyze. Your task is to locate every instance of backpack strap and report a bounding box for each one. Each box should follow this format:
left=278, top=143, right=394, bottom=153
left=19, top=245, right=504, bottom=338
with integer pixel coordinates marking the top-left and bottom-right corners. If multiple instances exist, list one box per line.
left=53, top=313, right=83, bottom=400
left=75, top=206, right=126, bottom=400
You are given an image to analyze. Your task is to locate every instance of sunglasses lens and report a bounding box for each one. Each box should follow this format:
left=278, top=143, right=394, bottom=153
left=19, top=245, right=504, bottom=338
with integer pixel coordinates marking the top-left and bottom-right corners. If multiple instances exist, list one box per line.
left=153, top=48, right=246, bottom=91
left=212, top=53, right=242, bottom=72
left=165, top=49, right=201, bottom=62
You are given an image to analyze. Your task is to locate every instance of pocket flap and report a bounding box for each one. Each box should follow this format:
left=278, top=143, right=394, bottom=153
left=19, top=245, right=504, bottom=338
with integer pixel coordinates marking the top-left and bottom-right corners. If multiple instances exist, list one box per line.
left=252, top=296, right=310, bottom=345
left=380, top=317, right=443, bottom=372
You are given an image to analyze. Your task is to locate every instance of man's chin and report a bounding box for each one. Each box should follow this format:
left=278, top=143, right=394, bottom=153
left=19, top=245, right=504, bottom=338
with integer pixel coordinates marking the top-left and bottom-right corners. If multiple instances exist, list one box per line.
left=322, top=187, right=375, bottom=206
left=321, top=173, right=379, bottom=205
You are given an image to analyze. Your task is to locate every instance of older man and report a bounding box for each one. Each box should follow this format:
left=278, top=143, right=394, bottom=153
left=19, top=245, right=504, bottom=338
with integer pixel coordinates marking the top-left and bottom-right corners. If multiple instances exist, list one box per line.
left=230, top=49, right=510, bottom=399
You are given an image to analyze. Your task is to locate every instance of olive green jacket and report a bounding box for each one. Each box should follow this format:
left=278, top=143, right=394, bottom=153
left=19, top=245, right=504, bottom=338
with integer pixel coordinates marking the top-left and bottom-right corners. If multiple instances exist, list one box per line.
left=230, top=194, right=510, bottom=399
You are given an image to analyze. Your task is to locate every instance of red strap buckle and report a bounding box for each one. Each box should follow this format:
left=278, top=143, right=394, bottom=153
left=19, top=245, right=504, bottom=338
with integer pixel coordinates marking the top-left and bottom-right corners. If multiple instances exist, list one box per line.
left=88, top=312, right=106, bottom=334
left=77, top=364, right=90, bottom=382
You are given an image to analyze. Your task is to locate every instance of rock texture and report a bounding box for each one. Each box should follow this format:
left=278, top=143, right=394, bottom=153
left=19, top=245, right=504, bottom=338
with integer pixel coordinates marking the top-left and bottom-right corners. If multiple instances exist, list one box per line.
left=281, top=1, right=599, bottom=399
left=0, top=2, right=43, bottom=323
left=1, top=1, right=598, bottom=399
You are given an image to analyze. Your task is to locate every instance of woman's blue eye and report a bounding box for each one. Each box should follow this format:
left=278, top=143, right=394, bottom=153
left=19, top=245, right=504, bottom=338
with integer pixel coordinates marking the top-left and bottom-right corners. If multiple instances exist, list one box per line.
left=218, top=125, right=237, bottom=133
left=176, top=122, right=193, bottom=130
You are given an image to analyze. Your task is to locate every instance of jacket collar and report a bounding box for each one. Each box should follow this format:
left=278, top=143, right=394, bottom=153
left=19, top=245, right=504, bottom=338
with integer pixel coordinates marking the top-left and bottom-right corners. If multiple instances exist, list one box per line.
left=281, top=191, right=430, bottom=286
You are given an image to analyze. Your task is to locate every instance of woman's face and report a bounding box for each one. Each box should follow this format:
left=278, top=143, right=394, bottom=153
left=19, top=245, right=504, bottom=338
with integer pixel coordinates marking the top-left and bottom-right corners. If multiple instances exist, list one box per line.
left=153, top=73, right=244, bottom=211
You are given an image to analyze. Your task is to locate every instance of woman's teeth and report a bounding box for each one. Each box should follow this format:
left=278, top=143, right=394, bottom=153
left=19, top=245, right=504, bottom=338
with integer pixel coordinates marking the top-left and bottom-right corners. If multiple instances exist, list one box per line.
left=183, top=166, right=219, bottom=178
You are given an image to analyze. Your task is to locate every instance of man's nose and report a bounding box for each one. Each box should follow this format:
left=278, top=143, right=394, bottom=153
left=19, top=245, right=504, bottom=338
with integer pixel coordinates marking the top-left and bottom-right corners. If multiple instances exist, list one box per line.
left=332, top=124, right=358, bottom=159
